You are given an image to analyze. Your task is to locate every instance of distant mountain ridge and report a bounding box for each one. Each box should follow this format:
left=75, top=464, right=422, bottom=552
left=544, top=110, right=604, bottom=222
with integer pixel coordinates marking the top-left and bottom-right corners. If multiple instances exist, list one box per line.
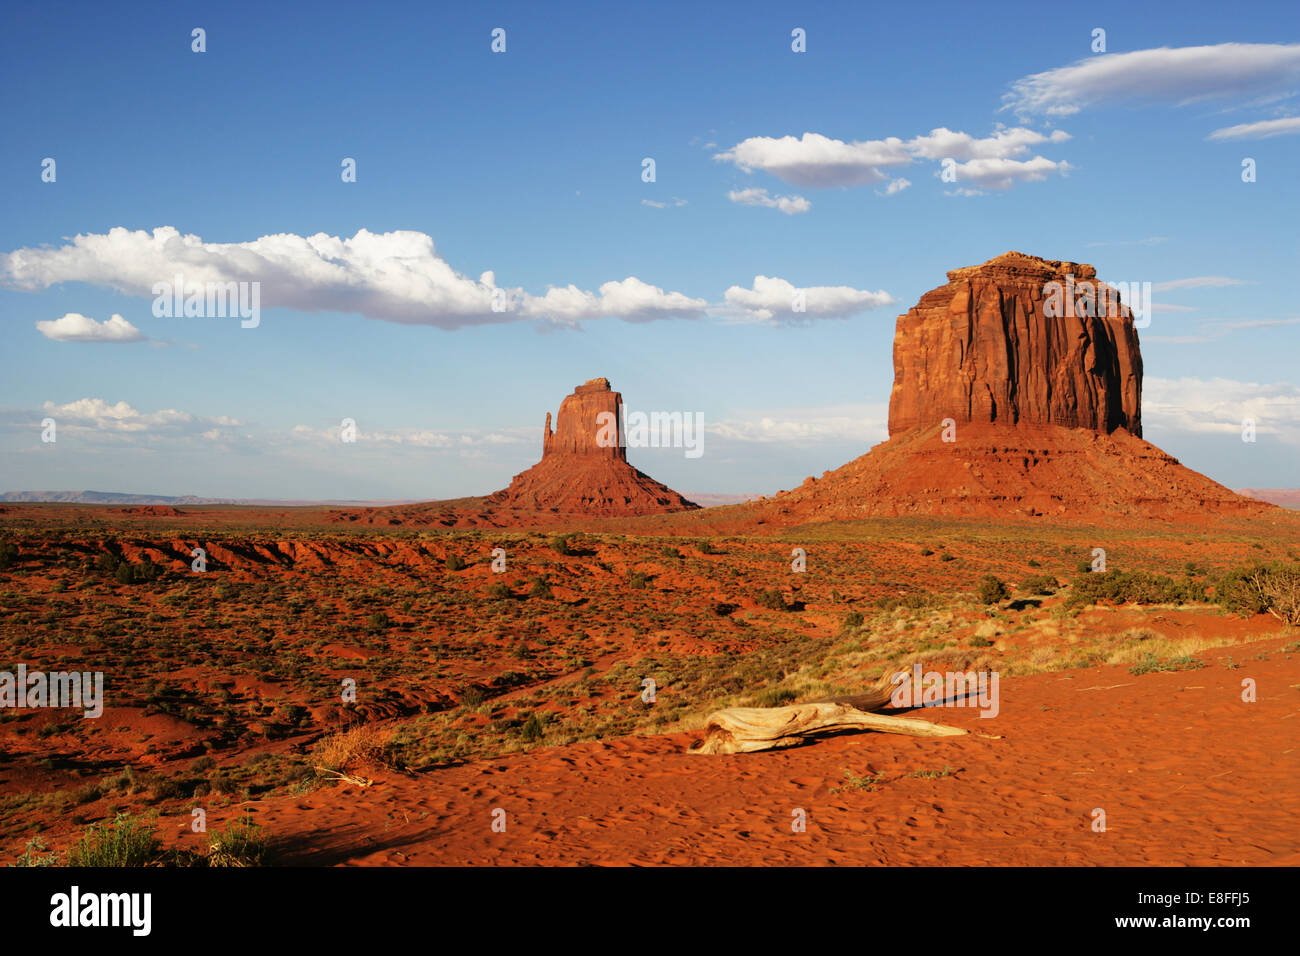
left=0, top=490, right=422, bottom=507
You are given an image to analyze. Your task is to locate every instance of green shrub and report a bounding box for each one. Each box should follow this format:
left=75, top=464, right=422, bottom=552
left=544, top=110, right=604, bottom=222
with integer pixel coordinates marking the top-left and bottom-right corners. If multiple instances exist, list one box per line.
left=754, top=687, right=797, bottom=707
left=445, top=553, right=467, bottom=571
left=976, top=575, right=1009, bottom=605
left=843, top=610, right=864, bottom=629
left=519, top=713, right=545, bottom=743
left=874, top=592, right=938, bottom=612
left=528, top=577, right=553, bottom=599
left=112, top=559, right=160, bottom=586
left=1018, top=574, right=1058, bottom=596
left=11, top=837, right=58, bottom=867
left=1066, top=571, right=1202, bottom=609
left=628, top=571, right=649, bottom=589
left=207, top=815, right=271, bottom=867
left=0, top=541, right=19, bottom=569
left=1214, top=563, right=1300, bottom=624
left=550, top=536, right=573, bottom=556
left=485, top=582, right=511, bottom=600
left=1129, top=652, right=1204, bottom=676
left=755, top=589, right=787, bottom=611
left=67, top=813, right=160, bottom=867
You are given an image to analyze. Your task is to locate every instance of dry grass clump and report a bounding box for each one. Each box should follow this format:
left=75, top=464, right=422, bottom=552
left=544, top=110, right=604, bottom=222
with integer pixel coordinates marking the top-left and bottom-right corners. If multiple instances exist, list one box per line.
left=311, top=724, right=394, bottom=782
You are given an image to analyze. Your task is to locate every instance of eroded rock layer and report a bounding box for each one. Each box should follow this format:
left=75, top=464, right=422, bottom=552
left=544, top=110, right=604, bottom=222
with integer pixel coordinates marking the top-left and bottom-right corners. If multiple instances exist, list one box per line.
left=888, top=251, right=1142, bottom=437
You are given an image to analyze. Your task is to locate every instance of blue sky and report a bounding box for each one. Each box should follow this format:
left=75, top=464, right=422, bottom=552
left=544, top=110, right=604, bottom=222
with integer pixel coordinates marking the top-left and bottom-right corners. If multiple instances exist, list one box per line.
left=1, top=0, right=1297, bottom=499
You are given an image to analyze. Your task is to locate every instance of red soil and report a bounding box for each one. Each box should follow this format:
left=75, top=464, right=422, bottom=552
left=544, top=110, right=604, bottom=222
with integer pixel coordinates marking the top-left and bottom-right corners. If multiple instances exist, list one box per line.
left=215, top=634, right=1300, bottom=866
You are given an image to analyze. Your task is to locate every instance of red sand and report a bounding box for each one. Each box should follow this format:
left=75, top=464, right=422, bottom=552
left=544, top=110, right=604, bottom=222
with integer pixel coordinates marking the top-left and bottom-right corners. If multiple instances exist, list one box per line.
left=191, top=636, right=1300, bottom=866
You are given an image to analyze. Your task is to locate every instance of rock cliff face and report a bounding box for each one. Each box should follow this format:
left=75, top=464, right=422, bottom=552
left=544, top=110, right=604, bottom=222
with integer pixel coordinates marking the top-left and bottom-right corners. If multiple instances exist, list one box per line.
left=543, top=378, right=625, bottom=459
left=488, top=378, right=697, bottom=516
left=888, top=251, right=1142, bottom=437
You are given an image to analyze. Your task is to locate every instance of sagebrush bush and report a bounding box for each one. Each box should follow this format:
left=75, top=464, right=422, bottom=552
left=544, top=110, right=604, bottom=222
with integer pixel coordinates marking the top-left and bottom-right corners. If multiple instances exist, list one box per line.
left=977, top=575, right=1009, bottom=605
left=1215, top=563, right=1300, bottom=624
left=1066, top=570, right=1203, bottom=608
left=1018, top=574, right=1058, bottom=595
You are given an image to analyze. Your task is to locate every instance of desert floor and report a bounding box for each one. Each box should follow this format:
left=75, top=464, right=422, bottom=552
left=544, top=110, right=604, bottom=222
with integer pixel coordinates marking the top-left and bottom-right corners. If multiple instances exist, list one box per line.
left=1, top=503, right=1297, bottom=865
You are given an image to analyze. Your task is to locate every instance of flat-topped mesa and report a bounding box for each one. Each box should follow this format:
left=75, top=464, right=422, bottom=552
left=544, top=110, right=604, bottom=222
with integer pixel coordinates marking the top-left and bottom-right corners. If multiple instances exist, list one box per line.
left=888, top=251, right=1142, bottom=437
left=542, top=377, right=626, bottom=460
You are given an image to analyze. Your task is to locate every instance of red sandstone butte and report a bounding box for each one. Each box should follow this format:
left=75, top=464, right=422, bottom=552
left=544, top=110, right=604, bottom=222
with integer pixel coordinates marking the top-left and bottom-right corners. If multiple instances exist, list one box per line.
left=888, top=251, right=1142, bottom=437
left=735, top=253, right=1270, bottom=523
left=487, top=378, right=697, bottom=516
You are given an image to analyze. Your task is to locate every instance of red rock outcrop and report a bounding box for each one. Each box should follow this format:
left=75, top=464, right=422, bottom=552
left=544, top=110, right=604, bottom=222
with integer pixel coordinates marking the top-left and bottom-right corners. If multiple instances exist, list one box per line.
left=543, top=378, right=625, bottom=459
left=728, top=252, right=1270, bottom=525
left=487, top=378, right=697, bottom=516
left=888, top=251, right=1142, bottom=437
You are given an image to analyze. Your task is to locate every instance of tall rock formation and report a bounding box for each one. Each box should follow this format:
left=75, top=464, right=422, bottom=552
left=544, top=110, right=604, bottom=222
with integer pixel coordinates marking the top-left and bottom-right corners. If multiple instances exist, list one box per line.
left=888, top=251, right=1142, bottom=437
left=543, top=377, right=625, bottom=459
left=732, top=252, right=1269, bottom=523
left=487, top=378, right=697, bottom=516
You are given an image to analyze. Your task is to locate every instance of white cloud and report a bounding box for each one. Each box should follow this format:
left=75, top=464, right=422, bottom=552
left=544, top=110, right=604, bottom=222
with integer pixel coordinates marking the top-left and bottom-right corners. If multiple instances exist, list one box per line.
left=2, top=227, right=707, bottom=330
left=720, top=276, right=895, bottom=325
left=1207, top=116, right=1300, bottom=141
left=714, top=132, right=911, bottom=187
left=715, top=126, right=1070, bottom=192
left=1003, top=43, right=1300, bottom=117
left=641, top=197, right=689, bottom=208
left=35, top=312, right=145, bottom=343
left=1153, top=276, right=1248, bottom=292
left=906, top=126, right=1071, bottom=160
left=943, top=155, right=1072, bottom=190
left=1084, top=236, right=1168, bottom=248
left=289, top=423, right=532, bottom=448
left=524, top=277, right=709, bottom=325
left=709, top=402, right=888, bottom=443
left=726, top=187, right=811, bottom=214
left=29, top=398, right=246, bottom=445
left=1144, top=377, right=1300, bottom=445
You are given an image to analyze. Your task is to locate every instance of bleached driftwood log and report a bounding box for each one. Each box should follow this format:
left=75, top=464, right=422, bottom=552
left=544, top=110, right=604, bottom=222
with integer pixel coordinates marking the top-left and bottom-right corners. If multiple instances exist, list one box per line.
left=688, top=677, right=967, bottom=755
